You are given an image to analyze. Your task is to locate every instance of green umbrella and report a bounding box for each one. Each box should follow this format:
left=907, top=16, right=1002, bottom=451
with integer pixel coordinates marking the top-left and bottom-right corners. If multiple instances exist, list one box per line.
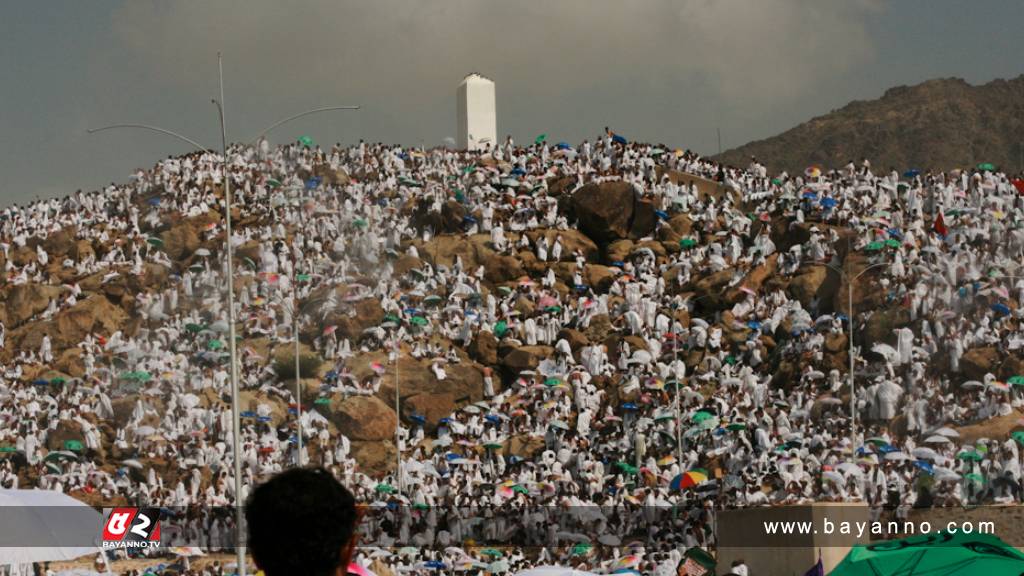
left=726, top=422, right=747, bottom=431
left=534, top=134, right=547, bottom=145
left=483, top=442, right=503, bottom=450
left=412, top=502, right=429, bottom=510
left=494, top=320, right=508, bottom=338
left=957, top=449, right=984, bottom=462
left=679, top=238, right=697, bottom=249
left=571, top=542, right=593, bottom=556
left=865, top=241, right=884, bottom=251
left=50, top=377, right=66, bottom=386
left=410, top=316, right=428, bottom=326
left=1009, top=375, right=1024, bottom=386
left=375, top=483, right=397, bottom=494
left=545, top=305, right=561, bottom=313
left=146, top=236, right=164, bottom=248
left=353, top=218, right=368, bottom=228
left=296, top=273, right=311, bottom=282
left=770, top=178, right=783, bottom=186
left=885, top=238, right=901, bottom=248
left=865, top=437, right=889, bottom=447
left=314, top=397, right=332, bottom=406
left=423, top=295, right=443, bottom=306
left=185, top=323, right=206, bottom=333
left=64, top=440, right=84, bottom=452
left=243, top=257, right=257, bottom=270
left=830, top=531, right=1024, bottom=576
left=481, top=549, right=503, bottom=558
left=614, top=461, right=639, bottom=475
left=462, top=164, right=476, bottom=175
left=297, top=135, right=315, bottom=148
left=1011, top=431, right=1024, bottom=445
left=511, top=484, right=529, bottom=495
left=207, top=339, right=225, bottom=350
left=691, top=410, right=714, bottom=424
left=266, top=178, right=282, bottom=188
left=0, top=446, right=17, bottom=453
left=964, top=472, right=986, bottom=485
left=977, top=162, right=997, bottom=172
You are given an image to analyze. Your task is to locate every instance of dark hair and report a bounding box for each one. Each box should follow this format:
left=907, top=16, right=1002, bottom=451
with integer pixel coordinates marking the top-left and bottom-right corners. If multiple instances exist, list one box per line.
left=246, top=467, right=358, bottom=576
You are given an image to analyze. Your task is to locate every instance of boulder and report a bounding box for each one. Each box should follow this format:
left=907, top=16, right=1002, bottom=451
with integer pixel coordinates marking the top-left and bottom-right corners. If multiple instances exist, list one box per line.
left=403, top=392, right=456, bottom=431
left=606, top=240, right=634, bottom=263
left=3, top=283, right=62, bottom=327
left=570, top=181, right=655, bottom=244
left=524, top=229, right=599, bottom=262
left=45, top=419, right=85, bottom=451
left=329, top=396, right=397, bottom=441
left=788, top=266, right=831, bottom=309
left=42, top=226, right=78, bottom=258
left=583, top=265, right=617, bottom=293
left=160, top=218, right=204, bottom=261
left=557, top=328, right=589, bottom=352
left=499, top=346, right=553, bottom=373
left=467, top=330, right=499, bottom=365
left=961, top=347, right=1000, bottom=380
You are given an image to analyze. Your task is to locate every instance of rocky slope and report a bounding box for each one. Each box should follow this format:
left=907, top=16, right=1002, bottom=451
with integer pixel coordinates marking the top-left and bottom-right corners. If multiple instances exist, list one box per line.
left=714, top=76, right=1024, bottom=174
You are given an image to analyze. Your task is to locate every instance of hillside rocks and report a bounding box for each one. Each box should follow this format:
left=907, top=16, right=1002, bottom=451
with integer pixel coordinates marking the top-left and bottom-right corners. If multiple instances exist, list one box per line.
left=328, top=396, right=397, bottom=441
left=570, top=181, right=656, bottom=244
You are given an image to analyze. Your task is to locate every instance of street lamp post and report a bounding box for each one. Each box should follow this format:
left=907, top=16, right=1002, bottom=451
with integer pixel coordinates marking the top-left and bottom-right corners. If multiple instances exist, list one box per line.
left=88, top=52, right=359, bottom=576
left=805, top=258, right=889, bottom=457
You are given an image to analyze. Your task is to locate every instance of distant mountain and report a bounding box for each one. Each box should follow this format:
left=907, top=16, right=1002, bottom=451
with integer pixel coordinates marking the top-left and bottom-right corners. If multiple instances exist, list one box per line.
left=714, top=76, right=1024, bottom=175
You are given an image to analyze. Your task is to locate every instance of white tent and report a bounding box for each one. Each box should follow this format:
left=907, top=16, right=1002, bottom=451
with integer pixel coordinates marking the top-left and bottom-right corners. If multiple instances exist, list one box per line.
left=0, top=489, right=103, bottom=566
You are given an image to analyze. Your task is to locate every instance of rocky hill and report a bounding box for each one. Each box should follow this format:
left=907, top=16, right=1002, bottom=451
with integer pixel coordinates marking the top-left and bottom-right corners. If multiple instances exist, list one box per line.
left=714, top=75, right=1024, bottom=174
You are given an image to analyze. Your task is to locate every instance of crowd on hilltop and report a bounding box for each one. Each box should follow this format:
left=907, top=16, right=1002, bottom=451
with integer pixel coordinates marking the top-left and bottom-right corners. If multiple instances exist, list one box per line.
left=2, top=130, right=1024, bottom=575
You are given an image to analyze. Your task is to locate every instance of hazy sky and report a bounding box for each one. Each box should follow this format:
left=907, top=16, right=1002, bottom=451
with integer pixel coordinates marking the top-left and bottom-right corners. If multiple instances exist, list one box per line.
left=3, top=0, right=1023, bottom=205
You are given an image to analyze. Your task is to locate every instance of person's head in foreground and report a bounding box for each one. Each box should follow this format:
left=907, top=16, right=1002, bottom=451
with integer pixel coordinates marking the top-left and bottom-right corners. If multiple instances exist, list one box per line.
left=246, top=467, right=359, bottom=576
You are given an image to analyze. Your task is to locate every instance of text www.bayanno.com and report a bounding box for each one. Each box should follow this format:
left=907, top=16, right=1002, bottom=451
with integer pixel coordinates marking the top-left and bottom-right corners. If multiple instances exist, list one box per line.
left=763, top=519, right=996, bottom=540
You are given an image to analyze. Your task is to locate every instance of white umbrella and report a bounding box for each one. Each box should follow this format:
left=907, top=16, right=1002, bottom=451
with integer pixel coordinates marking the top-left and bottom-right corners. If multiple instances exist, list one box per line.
left=836, top=462, right=863, bottom=477
left=961, top=380, right=984, bottom=390
left=822, top=470, right=846, bottom=484
left=884, top=451, right=911, bottom=462
left=925, top=435, right=952, bottom=444
left=0, top=489, right=104, bottom=564
left=911, top=447, right=939, bottom=461
left=121, top=459, right=144, bottom=470
left=598, top=534, right=622, bottom=546
left=933, top=427, right=960, bottom=438
left=195, top=248, right=211, bottom=257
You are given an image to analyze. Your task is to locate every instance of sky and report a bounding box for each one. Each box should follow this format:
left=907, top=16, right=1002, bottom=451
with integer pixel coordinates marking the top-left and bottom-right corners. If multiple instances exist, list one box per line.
left=2, top=0, right=1023, bottom=206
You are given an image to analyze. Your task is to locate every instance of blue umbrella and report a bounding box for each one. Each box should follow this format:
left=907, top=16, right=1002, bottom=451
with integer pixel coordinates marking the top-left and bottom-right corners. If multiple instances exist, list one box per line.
left=510, top=167, right=526, bottom=176
left=445, top=452, right=461, bottom=461
left=32, top=379, right=49, bottom=386
left=410, top=414, right=426, bottom=425
left=903, top=169, right=921, bottom=178
left=887, top=228, right=903, bottom=239
left=746, top=320, right=763, bottom=330
left=147, top=197, right=161, bottom=206
left=622, top=402, right=638, bottom=411
left=555, top=142, right=572, bottom=150
left=463, top=215, right=478, bottom=224
left=485, top=415, right=501, bottom=424
left=611, top=261, right=625, bottom=268
left=305, top=177, right=321, bottom=190
left=820, top=197, right=837, bottom=208
left=439, top=417, right=451, bottom=424
left=240, top=411, right=257, bottom=418
left=914, top=460, right=934, bottom=474
left=424, top=561, right=448, bottom=570
left=992, top=302, right=1011, bottom=316
left=257, top=416, right=272, bottom=422
left=654, top=209, right=669, bottom=220
left=575, top=284, right=590, bottom=292
left=612, top=134, right=627, bottom=145
left=802, top=191, right=818, bottom=199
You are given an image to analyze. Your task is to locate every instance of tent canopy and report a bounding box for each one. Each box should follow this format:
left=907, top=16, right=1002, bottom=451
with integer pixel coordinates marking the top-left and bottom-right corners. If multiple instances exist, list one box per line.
left=0, top=489, right=103, bottom=565
left=830, top=531, right=1024, bottom=576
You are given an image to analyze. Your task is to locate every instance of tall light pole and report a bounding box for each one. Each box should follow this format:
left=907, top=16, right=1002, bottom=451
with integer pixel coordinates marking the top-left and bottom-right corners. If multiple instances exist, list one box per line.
left=88, top=52, right=360, bottom=576
left=805, top=258, right=889, bottom=457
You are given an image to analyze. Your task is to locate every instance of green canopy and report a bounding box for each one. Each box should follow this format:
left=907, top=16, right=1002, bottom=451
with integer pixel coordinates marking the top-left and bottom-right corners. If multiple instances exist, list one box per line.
left=296, top=273, right=311, bottom=282
left=830, top=531, right=1024, bottom=576
left=571, top=542, right=593, bottom=556
left=865, top=241, right=885, bottom=251
left=885, top=238, right=902, bottom=248
left=297, top=135, right=315, bottom=148
left=64, top=440, right=84, bottom=452
left=977, top=162, right=997, bottom=172
left=544, top=378, right=561, bottom=387
left=957, top=449, right=984, bottom=462
left=512, top=484, right=529, bottom=495
left=207, top=339, right=225, bottom=350
left=679, top=238, right=697, bottom=249
left=534, top=134, right=547, bottom=145
left=375, top=483, right=396, bottom=494
left=410, top=316, right=428, bottom=326
left=480, top=548, right=503, bottom=558
left=314, top=397, right=332, bottom=406
left=1008, top=375, right=1024, bottom=386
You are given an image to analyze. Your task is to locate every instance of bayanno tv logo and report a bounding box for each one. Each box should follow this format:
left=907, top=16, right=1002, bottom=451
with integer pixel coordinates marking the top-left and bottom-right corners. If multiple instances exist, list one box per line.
left=101, top=507, right=162, bottom=549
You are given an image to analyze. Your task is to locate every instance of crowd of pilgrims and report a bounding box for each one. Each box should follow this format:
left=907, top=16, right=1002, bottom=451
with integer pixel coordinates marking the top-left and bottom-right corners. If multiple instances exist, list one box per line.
left=2, top=130, right=1024, bottom=575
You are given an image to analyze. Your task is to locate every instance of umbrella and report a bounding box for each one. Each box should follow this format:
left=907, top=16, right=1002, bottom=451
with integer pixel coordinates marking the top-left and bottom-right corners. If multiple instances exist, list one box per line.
left=615, top=461, right=639, bottom=475
left=865, top=241, right=884, bottom=251
left=297, top=135, right=315, bottom=148
left=1008, top=375, right=1024, bottom=387
left=977, top=162, right=997, bottom=172
left=933, top=427, right=960, bottom=438
left=992, top=302, right=1011, bottom=316
left=956, top=449, right=984, bottom=462
left=1011, top=431, right=1024, bottom=446
left=805, top=166, right=822, bottom=178
left=829, top=531, right=1024, bottom=576
left=670, top=469, right=709, bottom=490
left=375, top=483, right=396, bottom=494
left=534, top=134, right=547, bottom=144
left=679, top=238, right=697, bottom=249
left=612, top=134, right=627, bottom=145
left=924, top=435, right=952, bottom=445
left=410, top=316, right=429, bottom=326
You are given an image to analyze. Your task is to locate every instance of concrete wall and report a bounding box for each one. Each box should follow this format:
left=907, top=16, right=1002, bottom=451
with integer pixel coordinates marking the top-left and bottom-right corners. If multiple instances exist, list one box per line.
left=715, top=503, right=870, bottom=575
left=457, top=74, right=496, bottom=151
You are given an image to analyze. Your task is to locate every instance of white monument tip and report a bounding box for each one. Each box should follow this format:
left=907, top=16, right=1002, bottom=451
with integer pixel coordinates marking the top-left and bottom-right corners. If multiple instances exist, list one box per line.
left=457, top=73, right=496, bottom=151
